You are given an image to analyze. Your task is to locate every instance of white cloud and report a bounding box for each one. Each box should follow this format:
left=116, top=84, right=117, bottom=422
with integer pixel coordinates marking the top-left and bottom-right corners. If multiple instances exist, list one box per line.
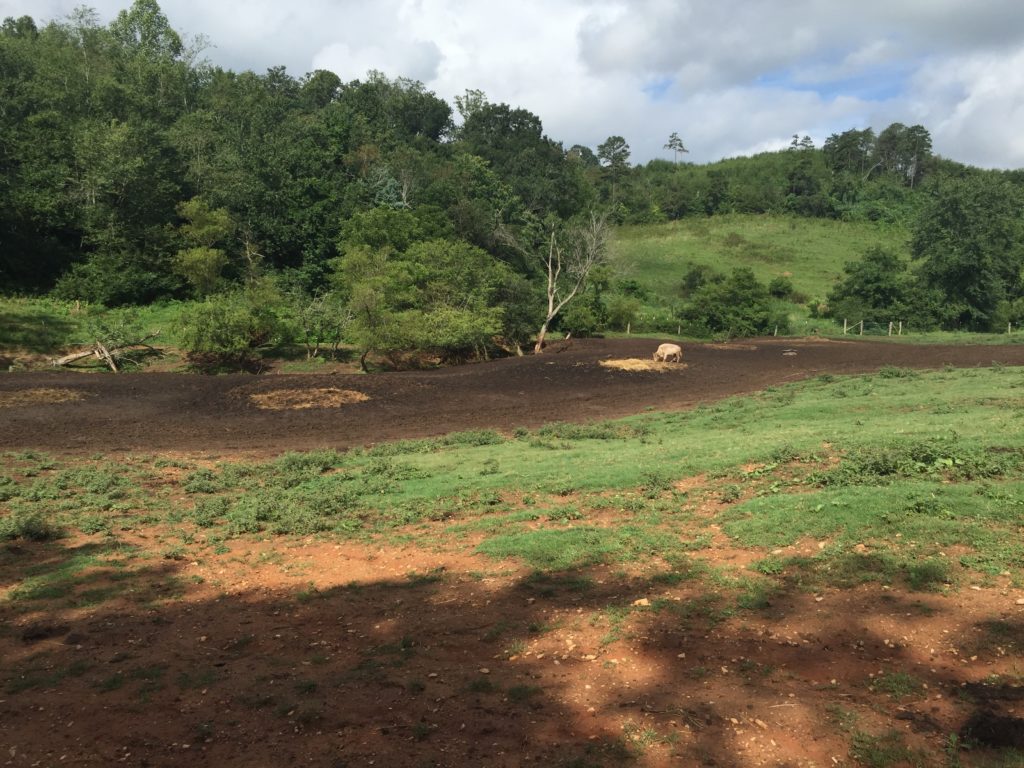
left=3, top=0, right=1024, bottom=168
left=908, top=46, right=1024, bottom=167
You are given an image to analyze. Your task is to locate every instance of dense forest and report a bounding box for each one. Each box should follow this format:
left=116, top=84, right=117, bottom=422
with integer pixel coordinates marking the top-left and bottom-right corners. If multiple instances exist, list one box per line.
left=2, top=1, right=1024, bottom=366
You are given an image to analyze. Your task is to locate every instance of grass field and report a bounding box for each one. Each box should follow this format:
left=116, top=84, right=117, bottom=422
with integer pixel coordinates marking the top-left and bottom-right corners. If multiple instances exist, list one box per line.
left=611, top=214, right=911, bottom=304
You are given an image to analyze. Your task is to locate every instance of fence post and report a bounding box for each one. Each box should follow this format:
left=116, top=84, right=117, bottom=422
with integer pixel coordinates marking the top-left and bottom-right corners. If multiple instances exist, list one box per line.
left=773, top=325, right=778, bottom=337
left=843, top=319, right=848, bottom=335
left=898, top=321, right=903, bottom=336
left=858, top=320, right=864, bottom=336
left=888, top=321, right=893, bottom=336
left=626, top=322, right=631, bottom=335
left=677, top=324, right=681, bottom=336
left=1009, top=322, right=1013, bottom=334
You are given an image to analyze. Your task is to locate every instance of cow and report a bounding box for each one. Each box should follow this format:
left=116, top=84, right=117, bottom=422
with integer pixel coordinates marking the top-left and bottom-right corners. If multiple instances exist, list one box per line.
left=653, top=343, right=683, bottom=363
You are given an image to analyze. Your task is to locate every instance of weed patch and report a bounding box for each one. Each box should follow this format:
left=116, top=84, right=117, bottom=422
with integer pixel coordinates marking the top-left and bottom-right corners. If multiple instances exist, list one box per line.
left=477, top=526, right=681, bottom=570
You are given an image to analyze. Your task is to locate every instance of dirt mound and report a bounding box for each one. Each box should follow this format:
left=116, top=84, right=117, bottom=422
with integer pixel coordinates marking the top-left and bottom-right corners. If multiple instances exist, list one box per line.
left=246, top=387, right=370, bottom=410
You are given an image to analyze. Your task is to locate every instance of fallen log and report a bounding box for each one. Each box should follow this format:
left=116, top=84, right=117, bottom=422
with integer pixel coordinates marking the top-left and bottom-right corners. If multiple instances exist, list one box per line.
left=51, top=331, right=160, bottom=371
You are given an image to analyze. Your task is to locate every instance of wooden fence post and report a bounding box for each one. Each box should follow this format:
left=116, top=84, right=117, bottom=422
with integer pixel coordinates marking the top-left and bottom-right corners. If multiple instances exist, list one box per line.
left=858, top=320, right=864, bottom=336
left=843, top=319, right=848, bottom=335
left=898, top=321, right=903, bottom=336
left=888, top=321, right=893, bottom=336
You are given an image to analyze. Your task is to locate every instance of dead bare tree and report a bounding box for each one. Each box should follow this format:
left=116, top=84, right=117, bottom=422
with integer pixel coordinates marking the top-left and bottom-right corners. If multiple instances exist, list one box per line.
left=534, top=211, right=609, bottom=353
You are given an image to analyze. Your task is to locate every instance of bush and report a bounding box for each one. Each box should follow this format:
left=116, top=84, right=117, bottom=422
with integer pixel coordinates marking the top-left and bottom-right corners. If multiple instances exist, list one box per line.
left=767, top=276, right=795, bottom=299
left=53, top=249, right=180, bottom=306
left=0, top=512, right=63, bottom=541
left=175, top=287, right=289, bottom=371
left=678, top=267, right=789, bottom=338
left=605, top=294, right=641, bottom=332
left=826, top=246, right=912, bottom=325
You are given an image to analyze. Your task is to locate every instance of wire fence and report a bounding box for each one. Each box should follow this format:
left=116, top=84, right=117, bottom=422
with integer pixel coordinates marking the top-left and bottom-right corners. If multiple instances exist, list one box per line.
left=842, top=319, right=907, bottom=336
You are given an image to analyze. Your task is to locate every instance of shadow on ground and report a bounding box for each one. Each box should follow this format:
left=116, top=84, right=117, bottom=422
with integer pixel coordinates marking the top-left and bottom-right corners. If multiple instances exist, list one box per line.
left=3, top=535, right=1023, bottom=767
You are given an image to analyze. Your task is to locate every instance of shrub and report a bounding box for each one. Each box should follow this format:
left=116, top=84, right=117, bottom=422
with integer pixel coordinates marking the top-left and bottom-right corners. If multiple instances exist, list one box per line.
left=826, top=247, right=912, bottom=325
left=53, top=249, right=179, bottom=306
left=0, top=512, right=63, bottom=541
left=175, top=287, right=289, bottom=371
left=679, top=267, right=789, bottom=338
left=767, top=276, right=795, bottom=299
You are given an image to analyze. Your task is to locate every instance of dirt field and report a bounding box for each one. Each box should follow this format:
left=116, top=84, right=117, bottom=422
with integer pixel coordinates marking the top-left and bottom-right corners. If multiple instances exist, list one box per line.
left=4, top=336, right=1024, bottom=455
left=3, top=338, right=1024, bottom=767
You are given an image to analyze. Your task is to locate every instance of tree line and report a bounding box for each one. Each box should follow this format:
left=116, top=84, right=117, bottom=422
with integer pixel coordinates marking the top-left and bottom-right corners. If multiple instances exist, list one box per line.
left=2, top=1, right=1023, bottom=367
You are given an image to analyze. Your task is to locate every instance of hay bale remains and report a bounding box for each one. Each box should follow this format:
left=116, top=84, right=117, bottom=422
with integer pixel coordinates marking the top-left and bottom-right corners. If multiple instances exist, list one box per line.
left=248, top=387, right=370, bottom=411
left=0, top=388, right=85, bottom=407
left=598, top=358, right=688, bottom=373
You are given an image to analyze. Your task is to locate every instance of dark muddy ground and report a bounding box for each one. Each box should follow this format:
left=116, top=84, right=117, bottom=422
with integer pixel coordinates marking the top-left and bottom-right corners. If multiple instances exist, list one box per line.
left=3, top=337, right=1024, bottom=455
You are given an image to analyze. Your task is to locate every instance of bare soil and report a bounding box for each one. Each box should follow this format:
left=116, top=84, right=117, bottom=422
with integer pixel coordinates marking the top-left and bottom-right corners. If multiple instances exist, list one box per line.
left=4, top=336, right=1024, bottom=456
left=2, top=337, right=1024, bottom=767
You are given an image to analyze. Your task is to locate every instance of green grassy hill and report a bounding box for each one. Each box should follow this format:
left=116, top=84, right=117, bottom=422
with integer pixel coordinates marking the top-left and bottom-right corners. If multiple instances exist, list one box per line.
left=611, top=214, right=910, bottom=306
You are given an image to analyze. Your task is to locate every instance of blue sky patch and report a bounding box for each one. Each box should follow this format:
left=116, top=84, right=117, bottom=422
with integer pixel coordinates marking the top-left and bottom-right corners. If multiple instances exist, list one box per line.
left=643, top=76, right=674, bottom=101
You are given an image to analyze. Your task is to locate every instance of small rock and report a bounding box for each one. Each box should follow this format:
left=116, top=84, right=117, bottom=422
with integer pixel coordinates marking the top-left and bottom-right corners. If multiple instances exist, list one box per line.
left=1015, top=598, right=1024, bottom=606
left=632, top=598, right=650, bottom=607
left=479, top=668, right=490, bottom=674
left=754, top=719, right=768, bottom=730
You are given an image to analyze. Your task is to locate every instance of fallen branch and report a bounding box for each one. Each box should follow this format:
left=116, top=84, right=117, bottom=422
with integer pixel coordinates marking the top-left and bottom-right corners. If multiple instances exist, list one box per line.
left=51, top=331, right=161, bottom=371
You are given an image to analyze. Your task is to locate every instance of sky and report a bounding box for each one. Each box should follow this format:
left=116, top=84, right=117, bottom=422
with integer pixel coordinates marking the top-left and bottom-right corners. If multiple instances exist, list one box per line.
left=5, top=0, right=1024, bottom=169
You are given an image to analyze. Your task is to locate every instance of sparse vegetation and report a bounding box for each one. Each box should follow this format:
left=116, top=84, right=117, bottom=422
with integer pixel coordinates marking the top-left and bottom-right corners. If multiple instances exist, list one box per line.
left=2, top=365, right=1024, bottom=766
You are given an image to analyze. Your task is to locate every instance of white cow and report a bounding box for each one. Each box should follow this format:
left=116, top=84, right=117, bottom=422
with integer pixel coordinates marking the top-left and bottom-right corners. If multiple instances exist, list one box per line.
left=653, top=343, right=683, bottom=363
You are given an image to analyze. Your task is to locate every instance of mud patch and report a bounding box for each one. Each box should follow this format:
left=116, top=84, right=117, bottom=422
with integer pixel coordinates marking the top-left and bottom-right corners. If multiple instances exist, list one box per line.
left=0, top=388, right=84, bottom=407
left=599, top=358, right=688, bottom=372
left=247, top=387, right=370, bottom=410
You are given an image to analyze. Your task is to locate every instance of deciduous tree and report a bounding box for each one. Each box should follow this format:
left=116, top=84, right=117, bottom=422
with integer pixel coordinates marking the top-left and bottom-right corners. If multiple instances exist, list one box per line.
left=532, top=212, right=609, bottom=352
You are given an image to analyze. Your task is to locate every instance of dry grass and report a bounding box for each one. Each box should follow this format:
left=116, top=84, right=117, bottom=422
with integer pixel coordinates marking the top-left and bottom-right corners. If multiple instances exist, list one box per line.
left=598, top=359, right=688, bottom=373
left=0, top=388, right=85, bottom=407
left=248, top=387, right=370, bottom=411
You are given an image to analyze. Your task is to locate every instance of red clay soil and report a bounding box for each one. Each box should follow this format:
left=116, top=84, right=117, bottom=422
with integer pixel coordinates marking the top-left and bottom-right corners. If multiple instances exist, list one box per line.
left=3, top=337, right=1024, bottom=768
left=4, top=336, right=1024, bottom=455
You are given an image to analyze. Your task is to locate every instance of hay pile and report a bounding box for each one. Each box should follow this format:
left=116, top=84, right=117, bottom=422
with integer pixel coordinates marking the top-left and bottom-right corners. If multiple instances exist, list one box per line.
left=0, top=388, right=85, bottom=407
left=248, top=387, right=370, bottom=410
left=598, top=359, right=687, bottom=373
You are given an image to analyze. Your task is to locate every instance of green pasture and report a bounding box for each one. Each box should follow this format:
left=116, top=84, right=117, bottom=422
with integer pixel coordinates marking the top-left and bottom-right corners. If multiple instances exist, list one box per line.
left=611, top=214, right=910, bottom=304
